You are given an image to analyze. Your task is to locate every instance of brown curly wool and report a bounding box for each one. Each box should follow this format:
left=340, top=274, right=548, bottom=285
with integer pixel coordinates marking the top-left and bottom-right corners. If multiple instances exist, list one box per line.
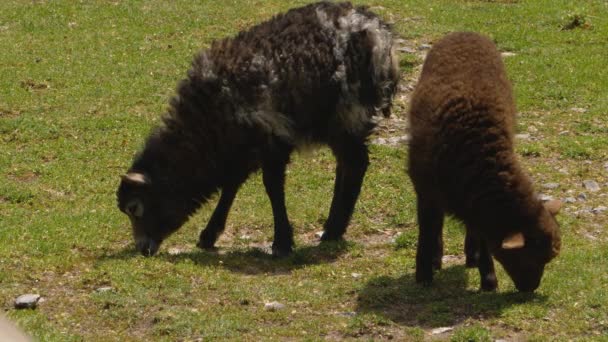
left=408, top=32, right=561, bottom=292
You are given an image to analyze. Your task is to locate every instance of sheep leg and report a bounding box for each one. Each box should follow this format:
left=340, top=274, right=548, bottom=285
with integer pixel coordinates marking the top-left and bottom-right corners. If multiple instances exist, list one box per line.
left=465, top=231, right=480, bottom=268
left=321, top=140, right=369, bottom=241
left=415, top=197, right=444, bottom=286
left=263, top=153, right=294, bottom=258
left=478, top=240, right=498, bottom=291
left=197, top=182, right=242, bottom=249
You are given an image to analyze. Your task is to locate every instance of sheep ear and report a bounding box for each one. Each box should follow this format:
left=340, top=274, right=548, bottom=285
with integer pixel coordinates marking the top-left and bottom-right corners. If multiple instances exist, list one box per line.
left=544, top=200, right=562, bottom=216
left=121, top=173, right=149, bottom=186
left=125, top=199, right=144, bottom=218
left=502, top=232, right=525, bottom=250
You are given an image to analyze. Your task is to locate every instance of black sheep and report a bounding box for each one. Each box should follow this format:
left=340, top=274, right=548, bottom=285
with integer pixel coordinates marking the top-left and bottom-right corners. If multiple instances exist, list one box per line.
left=407, top=32, right=561, bottom=292
left=117, top=1, right=399, bottom=257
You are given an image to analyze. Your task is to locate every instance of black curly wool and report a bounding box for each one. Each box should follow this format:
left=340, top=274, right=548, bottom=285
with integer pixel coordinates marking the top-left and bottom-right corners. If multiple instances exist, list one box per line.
left=117, top=1, right=399, bottom=257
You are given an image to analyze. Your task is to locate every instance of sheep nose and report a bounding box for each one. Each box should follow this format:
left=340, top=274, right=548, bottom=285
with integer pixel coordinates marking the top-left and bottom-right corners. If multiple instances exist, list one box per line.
left=515, top=278, right=541, bottom=293
left=135, top=237, right=160, bottom=257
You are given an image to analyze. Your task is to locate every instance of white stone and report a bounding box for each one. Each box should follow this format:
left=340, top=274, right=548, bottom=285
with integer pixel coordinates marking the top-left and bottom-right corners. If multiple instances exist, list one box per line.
left=14, top=294, right=41, bottom=309
left=264, top=301, right=285, bottom=311
left=542, top=183, right=560, bottom=189
left=431, top=327, right=454, bottom=335
left=583, top=180, right=601, bottom=192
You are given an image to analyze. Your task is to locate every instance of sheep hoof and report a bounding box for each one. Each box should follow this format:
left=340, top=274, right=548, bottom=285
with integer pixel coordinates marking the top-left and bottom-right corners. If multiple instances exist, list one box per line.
left=271, top=245, right=293, bottom=258
left=319, top=232, right=345, bottom=242
left=415, top=272, right=433, bottom=287
left=480, top=275, right=498, bottom=291
left=196, top=240, right=216, bottom=251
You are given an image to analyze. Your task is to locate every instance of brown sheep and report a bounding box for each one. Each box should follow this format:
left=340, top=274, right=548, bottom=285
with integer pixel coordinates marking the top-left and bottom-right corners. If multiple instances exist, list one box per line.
left=117, top=2, right=399, bottom=257
left=407, top=32, right=561, bottom=292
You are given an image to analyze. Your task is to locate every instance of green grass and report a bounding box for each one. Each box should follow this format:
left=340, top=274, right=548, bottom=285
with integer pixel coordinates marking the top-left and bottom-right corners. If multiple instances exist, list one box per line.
left=1, top=0, right=607, bottom=340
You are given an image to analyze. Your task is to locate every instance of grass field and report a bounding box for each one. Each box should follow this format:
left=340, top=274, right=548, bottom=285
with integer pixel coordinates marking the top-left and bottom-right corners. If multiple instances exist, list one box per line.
left=1, top=0, right=607, bottom=340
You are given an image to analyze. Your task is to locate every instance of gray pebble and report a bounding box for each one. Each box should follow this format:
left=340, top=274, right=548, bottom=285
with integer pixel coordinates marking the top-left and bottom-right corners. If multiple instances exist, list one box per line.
left=501, top=52, right=517, bottom=58
left=264, top=301, right=285, bottom=312
left=538, top=194, right=554, bottom=202
left=515, top=133, right=531, bottom=140
left=397, top=46, right=416, bottom=54
left=338, top=311, right=357, bottom=317
left=564, top=197, right=576, bottom=204
left=577, top=193, right=588, bottom=201
left=387, top=135, right=410, bottom=145
left=14, top=294, right=41, bottom=309
left=431, top=327, right=454, bottom=335
left=418, top=43, right=432, bottom=50
left=542, top=183, right=560, bottom=189
left=96, top=287, right=113, bottom=293
left=592, top=206, right=607, bottom=214
left=583, top=180, right=601, bottom=192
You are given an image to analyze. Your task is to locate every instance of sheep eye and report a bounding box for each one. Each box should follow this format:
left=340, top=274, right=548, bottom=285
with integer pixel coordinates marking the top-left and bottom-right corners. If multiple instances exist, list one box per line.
left=125, top=200, right=144, bottom=218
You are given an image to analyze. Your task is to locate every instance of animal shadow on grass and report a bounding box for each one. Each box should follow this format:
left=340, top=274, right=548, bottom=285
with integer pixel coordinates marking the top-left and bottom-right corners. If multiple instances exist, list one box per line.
left=101, top=240, right=350, bottom=275
left=356, top=265, right=547, bottom=328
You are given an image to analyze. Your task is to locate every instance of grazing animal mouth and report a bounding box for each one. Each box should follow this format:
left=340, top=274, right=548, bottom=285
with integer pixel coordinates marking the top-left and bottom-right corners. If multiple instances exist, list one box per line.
left=135, top=237, right=160, bottom=257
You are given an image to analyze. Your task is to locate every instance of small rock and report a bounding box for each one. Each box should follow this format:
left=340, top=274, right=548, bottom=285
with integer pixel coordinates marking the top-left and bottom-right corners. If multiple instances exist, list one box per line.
left=577, top=193, right=588, bottom=201
left=515, top=133, right=531, bottom=140
left=351, top=273, right=362, bottom=279
left=431, top=327, right=454, bottom=335
left=315, top=231, right=324, bottom=239
left=239, top=234, right=251, bottom=240
left=264, top=301, right=285, bottom=312
left=592, top=206, right=607, bottom=214
left=373, top=137, right=387, bottom=145
left=418, top=43, right=432, bottom=50
left=528, top=126, right=538, bottom=133
left=542, top=183, right=560, bottom=189
left=96, top=286, right=113, bottom=293
left=570, top=107, right=588, bottom=113
left=583, top=232, right=598, bottom=241
left=583, top=180, right=601, bottom=192
left=441, top=255, right=463, bottom=264
left=501, top=52, right=517, bottom=58
left=559, top=130, right=570, bottom=135
left=239, top=299, right=250, bottom=306
left=564, top=197, right=576, bottom=204
left=574, top=207, right=593, bottom=216
left=167, top=247, right=185, bottom=255
left=538, top=194, right=554, bottom=202
left=14, top=294, right=41, bottom=309
left=338, top=311, right=357, bottom=318
left=387, top=135, right=410, bottom=146
left=398, top=46, right=416, bottom=54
